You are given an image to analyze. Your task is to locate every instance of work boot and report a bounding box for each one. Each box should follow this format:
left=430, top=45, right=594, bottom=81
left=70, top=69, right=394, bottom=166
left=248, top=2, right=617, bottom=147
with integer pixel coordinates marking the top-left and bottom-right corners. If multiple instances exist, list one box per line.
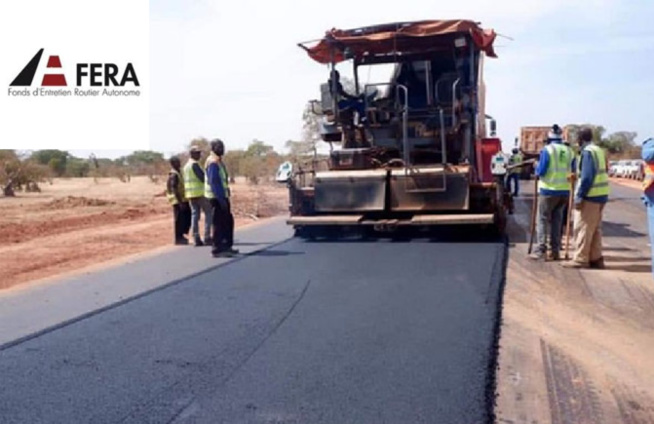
left=589, top=257, right=606, bottom=269
left=212, top=250, right=235, bottom=258
left=561, top=260, right=588, bottom=269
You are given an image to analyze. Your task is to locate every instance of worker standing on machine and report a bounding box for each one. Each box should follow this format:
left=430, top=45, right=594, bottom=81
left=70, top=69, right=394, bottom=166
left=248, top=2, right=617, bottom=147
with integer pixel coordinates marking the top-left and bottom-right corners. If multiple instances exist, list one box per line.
left=529, top=124, right=574, bottom=261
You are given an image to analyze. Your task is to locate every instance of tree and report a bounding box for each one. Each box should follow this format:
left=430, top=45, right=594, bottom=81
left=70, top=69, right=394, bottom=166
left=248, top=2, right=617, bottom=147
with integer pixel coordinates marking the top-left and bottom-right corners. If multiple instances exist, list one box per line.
left=223, top=149, right=245, bottom=181
left=65, top=157, right=91, bottom=178
left=600, top=131, right=637, bottom=154
left=246, top=139, right=274, bottom=157
left=240, top=139, right=281, bottom=184
left=123, top=150, right=165, bottom=166
left=300, top=101, right=322, bottom=158
left=0, top=150, right=49, bottom=196
left=30, top=149, right=69, bottom=177
left=285, top=139, right=314, bottom=159
left=118, top=150, right=167, bottom=178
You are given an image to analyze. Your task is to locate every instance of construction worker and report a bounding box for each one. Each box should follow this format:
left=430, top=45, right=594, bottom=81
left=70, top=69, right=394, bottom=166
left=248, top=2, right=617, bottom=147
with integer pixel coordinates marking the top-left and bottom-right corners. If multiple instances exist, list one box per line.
left=529, top=124, right=575, bottom=261
left=205, top=139, right=239, bottom=258
left=166, top=156, right=191, bottom=245
left=640, top=137, right=654, bottom=278
left=560, top=140, right=578, bottom=237
left=184, top=145, right=212, bottom=246
left=562, top=127, right=610, bottom=268
left=506, top=147, right=522, bottom=197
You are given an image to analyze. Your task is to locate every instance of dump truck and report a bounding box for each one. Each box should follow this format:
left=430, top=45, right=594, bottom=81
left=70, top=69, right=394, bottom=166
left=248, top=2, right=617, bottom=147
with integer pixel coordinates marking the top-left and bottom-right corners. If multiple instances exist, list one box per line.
left=516, top=125, right=574, bottom=179
left=279, top=20, right=511, bottom=238
left=516, top=126, right=550, bottom=179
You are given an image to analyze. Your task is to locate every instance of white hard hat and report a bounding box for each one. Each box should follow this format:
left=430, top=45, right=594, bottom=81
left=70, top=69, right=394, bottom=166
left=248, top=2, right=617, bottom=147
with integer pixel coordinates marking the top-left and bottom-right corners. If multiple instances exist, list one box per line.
left=548, top=131, right=562, bottom=140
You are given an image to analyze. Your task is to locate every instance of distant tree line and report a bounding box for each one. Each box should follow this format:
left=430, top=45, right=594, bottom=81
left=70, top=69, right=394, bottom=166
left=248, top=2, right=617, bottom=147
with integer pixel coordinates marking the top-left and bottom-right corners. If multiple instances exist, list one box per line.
left=0, top=99, right=335, bottom=197
left=565, top=124, right=641, bottom=159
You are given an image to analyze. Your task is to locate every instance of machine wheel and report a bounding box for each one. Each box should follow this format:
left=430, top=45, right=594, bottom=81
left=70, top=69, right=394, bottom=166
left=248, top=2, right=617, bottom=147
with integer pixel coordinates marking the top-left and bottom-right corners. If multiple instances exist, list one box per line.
left=294, top=226, right=315, bottom=240
left=494, top=209, right=507, bottom=237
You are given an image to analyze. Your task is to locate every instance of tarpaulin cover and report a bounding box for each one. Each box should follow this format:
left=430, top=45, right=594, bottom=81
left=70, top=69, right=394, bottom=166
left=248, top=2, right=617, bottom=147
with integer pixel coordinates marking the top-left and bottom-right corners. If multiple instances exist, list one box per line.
left=304, top=20, right=497, bottom=64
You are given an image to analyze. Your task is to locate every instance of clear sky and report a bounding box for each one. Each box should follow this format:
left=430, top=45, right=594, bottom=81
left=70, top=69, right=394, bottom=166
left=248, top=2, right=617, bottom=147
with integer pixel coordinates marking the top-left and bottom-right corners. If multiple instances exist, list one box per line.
left=71, top=0, right=654, bottom=159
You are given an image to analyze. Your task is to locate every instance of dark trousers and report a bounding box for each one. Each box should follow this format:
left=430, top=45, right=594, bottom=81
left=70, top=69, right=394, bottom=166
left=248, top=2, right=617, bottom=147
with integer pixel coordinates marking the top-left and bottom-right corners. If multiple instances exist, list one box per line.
left=505, top=173, right=520, bottom=196
left=173, top=203, right=191, bottom=241
left=211, top=198, right=234, bottom=253
left=536, top=195, right=568, bottom=254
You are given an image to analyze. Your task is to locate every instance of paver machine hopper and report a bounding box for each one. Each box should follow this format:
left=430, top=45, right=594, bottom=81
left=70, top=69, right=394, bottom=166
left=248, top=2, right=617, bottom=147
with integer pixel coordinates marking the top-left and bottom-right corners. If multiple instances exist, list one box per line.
left=280, top=19, right=512, bottom=237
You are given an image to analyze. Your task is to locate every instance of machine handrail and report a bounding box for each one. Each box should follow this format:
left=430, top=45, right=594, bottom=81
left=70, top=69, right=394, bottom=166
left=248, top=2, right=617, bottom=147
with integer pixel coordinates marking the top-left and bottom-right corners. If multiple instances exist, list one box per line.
left=451, top=78, right=460, bottom=128
left=363, top=82, right=410, bottom=165
left=394, top=84, right=410, bottom=167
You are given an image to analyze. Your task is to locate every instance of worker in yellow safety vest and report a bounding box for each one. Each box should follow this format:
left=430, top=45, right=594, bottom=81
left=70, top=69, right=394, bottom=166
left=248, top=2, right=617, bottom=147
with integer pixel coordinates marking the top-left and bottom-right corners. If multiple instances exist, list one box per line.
left=529, top=124, right=575, bottom=261
left=640, top=137, right=654, bottom=279
left=506, top=148, right=523, bottom=197
left=562, top=127, right=610, bottom=269
left=184, top=145, right=212, bottom=246
left=166, top=156, right=191, bottom=245
left=205, top=139, right=239, bottom=258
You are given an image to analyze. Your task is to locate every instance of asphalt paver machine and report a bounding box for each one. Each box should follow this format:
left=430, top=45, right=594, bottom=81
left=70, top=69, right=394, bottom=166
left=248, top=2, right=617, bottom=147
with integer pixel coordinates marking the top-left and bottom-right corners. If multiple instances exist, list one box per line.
left=280, top=20, right=512, bottom=238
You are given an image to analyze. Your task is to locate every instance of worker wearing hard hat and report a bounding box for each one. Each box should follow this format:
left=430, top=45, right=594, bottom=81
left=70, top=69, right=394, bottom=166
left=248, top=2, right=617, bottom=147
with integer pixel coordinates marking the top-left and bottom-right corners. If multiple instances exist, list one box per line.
left=529, top=124, right=575, bottom=261
left=640, top=137, right=654, bottom=278
left=184, top=145, right=212, bottom=246
left=562, top=127, right=610, bottom=269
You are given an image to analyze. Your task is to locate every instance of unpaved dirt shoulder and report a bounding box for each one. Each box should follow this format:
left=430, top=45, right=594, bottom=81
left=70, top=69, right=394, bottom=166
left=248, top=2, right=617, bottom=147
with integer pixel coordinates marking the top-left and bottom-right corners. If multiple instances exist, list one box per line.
left=495, top=184, right=654, bottom=424
left=0, top=177, right=288, bottom=290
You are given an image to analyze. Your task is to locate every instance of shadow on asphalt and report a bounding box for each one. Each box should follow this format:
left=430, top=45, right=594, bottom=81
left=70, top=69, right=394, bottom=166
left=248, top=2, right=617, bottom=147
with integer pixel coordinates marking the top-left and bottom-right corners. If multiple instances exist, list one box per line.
left=603, top=246, right=637, bottom=252
left=603, top=221, right=646, bottom=238
left=604, top=264, right=652, bottom=273
left=294, top=226, right=506, bottom=245
left=603, top=255, right=651, bottom=263
left=247, top=250, right=305, bottom=257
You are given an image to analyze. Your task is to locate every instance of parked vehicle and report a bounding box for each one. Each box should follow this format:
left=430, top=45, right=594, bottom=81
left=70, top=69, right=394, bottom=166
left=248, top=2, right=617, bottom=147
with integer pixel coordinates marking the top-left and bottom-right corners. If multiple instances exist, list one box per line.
left=608, top=161, right=618, bottom=177
left=626, top=159, right=644, bottom=180
left=613, top=160, right=629, bottom=178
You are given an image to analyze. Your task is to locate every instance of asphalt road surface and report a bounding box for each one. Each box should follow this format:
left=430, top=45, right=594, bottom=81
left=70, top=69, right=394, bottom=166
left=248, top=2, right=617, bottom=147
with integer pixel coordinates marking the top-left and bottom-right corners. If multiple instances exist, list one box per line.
left=0, top=228, right=507, bottom=424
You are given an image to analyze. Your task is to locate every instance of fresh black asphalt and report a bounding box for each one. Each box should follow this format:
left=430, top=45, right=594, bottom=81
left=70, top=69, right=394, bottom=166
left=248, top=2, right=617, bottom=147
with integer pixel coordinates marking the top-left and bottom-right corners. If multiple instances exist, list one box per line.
left=0, top=235, right=507, bottom=424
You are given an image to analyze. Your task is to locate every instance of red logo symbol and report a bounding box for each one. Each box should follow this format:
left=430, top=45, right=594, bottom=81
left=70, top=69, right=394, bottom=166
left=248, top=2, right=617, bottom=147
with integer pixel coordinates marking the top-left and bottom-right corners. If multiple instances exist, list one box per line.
left=41, top=55, right=67, bottom=86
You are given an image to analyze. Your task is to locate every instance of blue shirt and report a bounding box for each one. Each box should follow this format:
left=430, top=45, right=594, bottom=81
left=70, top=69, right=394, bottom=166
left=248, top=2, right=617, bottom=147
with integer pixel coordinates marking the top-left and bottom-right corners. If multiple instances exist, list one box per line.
left=206, top=161, right=227, bottom=200
left=575, top=146, right=608, bottom=204
left=535, top=138, right=575, bottom=196
left=641, top=138, right=654, bottom=205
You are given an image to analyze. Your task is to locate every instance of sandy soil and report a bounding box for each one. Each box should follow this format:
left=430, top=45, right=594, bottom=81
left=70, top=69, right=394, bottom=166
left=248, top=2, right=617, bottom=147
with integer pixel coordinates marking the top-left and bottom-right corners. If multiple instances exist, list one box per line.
left=610, top=176, right=644, bottom=190
left=496, top=183, right=654, bottom=424
left=0, top=176, right=289, bottom=290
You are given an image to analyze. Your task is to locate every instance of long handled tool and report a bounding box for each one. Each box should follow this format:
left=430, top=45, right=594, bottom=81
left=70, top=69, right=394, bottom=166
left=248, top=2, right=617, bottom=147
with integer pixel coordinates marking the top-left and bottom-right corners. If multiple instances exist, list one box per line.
left=528, top=176, right=539, bottom=254
left=564, top=179, right=575, bottom=260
